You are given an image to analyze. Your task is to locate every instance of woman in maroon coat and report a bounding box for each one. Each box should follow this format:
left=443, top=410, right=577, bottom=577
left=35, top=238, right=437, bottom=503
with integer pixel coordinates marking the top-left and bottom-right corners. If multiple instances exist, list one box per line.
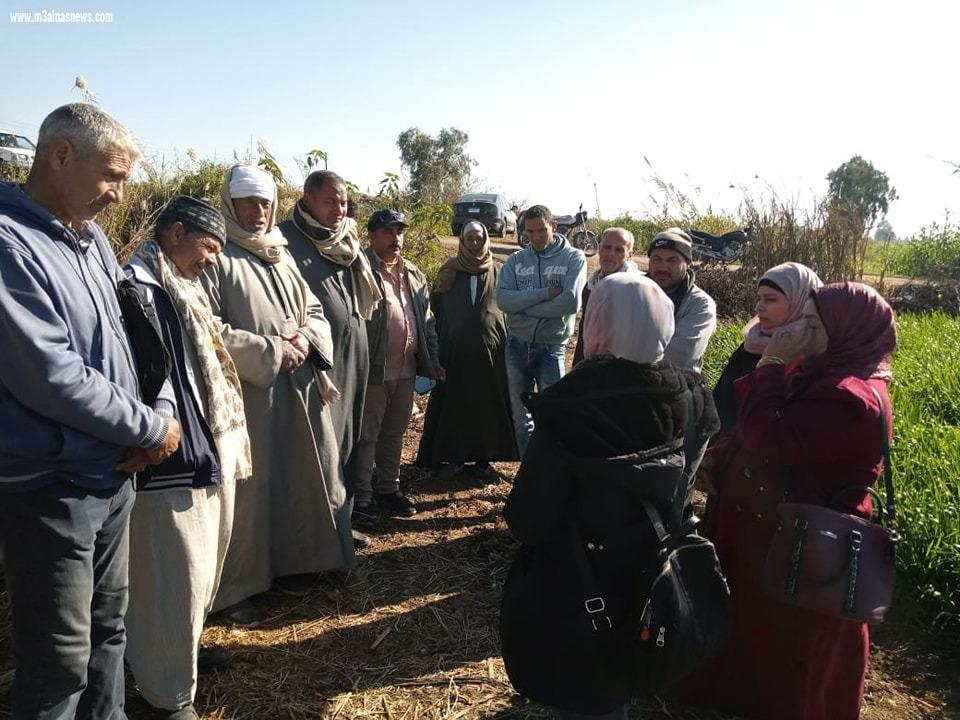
left=680, top=282, right=897, bottom=720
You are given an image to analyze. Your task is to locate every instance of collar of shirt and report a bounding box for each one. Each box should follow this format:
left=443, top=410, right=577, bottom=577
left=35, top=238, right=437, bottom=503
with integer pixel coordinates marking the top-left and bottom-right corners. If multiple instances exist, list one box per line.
left=378, top=255, right=406, bottom=274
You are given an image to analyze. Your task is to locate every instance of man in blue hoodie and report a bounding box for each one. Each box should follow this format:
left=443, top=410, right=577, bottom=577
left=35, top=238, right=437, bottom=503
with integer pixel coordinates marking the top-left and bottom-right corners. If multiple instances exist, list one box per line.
left=496, top=205, right=586, bottom=455
left=0, top=104, right=180, bottom=720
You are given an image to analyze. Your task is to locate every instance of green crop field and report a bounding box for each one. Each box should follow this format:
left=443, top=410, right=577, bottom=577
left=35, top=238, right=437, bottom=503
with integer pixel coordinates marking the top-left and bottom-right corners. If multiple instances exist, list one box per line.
left=702, top=314, right=960, bottom=629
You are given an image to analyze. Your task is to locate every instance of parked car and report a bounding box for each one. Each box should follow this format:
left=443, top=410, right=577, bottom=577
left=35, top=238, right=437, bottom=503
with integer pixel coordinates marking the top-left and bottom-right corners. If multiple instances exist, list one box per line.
left=0, top=132, right=36, bottom=169
left=451, top=193, right=517, bottom=237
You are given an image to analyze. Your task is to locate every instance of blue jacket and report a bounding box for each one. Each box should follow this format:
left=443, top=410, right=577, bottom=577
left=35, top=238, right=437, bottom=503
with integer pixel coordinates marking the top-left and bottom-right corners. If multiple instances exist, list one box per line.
left=127, top=259, right=220, bottom=491
left=496, top=234, right=587, bottom=345
left=0, top=183, right=166, bottom=491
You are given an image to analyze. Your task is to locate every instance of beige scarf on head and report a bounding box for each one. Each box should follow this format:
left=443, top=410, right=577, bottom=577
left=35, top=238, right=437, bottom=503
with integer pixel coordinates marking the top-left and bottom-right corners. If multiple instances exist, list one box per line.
left=134, top=239, right=253, bottom=482
left=289, top=202, right=382, bottom=320
left=435, top=220, right=494, bottom=293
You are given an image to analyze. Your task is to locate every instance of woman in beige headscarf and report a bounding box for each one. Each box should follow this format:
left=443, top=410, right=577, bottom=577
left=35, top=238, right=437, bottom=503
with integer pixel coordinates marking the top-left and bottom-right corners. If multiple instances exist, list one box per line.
left=416, top=221, right=518, bottom=481
left=205, top=165, right=354, bottom=624
left=712, top=262, right=822, bottom=435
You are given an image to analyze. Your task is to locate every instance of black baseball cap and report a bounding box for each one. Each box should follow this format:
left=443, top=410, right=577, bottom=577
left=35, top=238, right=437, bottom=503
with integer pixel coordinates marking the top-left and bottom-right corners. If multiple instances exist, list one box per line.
left=367, top=209, right=408, bottom=232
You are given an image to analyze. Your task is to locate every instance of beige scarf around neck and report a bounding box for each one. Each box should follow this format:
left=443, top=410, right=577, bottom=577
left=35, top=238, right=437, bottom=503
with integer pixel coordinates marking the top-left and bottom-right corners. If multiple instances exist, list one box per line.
left=289, top=202, right=382, bottom=320
left=134, top=239, right=253, bottom=482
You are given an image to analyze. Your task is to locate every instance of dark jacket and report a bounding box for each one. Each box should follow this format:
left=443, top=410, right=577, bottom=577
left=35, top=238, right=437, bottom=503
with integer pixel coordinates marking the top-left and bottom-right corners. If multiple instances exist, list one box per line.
left=127, top=259, right=220, bottom=491
left=0, top=183, right=166, bottom=491
left=500, top=357, right=719, bottom=713
left=712, top=342, right=761, bottom=436
left=364, top=247, right=440, bottom=384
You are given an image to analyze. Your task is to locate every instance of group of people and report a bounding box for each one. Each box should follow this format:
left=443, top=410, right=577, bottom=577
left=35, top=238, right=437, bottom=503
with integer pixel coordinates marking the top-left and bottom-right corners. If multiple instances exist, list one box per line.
left=501, top=257, right=897, bottom=720
left=0, top=101, right=898, bottom=720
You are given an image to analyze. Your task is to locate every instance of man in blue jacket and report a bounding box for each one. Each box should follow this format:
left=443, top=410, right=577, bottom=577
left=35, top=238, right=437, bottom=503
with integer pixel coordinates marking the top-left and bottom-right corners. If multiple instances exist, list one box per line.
left=496, top=205, right=586, bottom=455
left=0, top=104, right=180, bottom=719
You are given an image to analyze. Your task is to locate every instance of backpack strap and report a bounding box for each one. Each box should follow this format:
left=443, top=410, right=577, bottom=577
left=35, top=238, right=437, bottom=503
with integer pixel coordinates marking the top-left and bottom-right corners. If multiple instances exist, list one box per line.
left=567, top=520, right=613, bottom=633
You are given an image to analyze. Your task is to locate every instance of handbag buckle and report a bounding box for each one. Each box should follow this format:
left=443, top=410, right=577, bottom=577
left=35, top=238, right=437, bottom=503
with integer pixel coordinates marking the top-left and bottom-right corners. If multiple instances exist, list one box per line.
left=850, top=530, right=862, bottom=553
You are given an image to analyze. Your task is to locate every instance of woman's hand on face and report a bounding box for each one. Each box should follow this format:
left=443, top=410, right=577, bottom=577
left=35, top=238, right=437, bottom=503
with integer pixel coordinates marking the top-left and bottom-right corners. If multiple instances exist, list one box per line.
left=763, top=325, right=816, bottom=366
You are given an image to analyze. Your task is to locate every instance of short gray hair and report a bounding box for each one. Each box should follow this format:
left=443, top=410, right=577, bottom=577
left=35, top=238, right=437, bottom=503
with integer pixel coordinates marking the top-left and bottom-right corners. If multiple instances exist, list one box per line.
left=36, top=103, right=139, bottom=160
left=601, top=226, right=635, bottom=248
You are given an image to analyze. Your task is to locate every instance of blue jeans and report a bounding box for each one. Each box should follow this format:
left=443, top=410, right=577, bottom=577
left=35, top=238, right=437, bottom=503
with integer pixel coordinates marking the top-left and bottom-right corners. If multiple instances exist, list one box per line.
left=0, top=479, right=134, bottom=720
left=504, top=335, right=566, bottom=456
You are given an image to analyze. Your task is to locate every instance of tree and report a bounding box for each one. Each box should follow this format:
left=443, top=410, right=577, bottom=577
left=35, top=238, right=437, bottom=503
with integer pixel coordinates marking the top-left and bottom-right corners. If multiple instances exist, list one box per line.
left=397, top=127, right=475, bottom=204
left=826, top=155, right=898, bottom=230
left=874, top=218, right=897, bottom=243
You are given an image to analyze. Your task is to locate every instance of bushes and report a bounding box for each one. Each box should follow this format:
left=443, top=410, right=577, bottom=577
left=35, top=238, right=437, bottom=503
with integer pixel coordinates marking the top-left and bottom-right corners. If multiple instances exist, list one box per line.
left=885, top=221, right=960, bottom=280
left=4, top=153, right=452, bottom=279
left=738, top=195, right=868, bottom=283
left=694, top=266, right=758, bottom=319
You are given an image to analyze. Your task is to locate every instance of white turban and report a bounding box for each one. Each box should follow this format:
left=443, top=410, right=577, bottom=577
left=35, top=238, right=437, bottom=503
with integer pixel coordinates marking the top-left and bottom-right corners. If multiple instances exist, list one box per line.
left=228, top=164, right=276, bottom=200
left=583, top=273, right=675, bottom=365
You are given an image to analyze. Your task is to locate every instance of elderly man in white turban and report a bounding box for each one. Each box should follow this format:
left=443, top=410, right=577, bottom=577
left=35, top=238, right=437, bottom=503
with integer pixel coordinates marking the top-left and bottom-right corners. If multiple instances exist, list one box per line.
left=205, top=165, right=354, bottom=625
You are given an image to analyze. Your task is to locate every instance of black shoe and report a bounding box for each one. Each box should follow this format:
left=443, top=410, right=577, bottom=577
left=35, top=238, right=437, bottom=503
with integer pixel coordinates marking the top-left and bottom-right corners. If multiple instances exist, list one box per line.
left=273, top=572, right=319, bottom=597
left=352, top=528, right=371, bottom=549
left=351, top=502, right=380, bottom=529
left=197, top=645, right=234, bottom=673
left=219, top=599, right=264, bottom=628
left=150, top=705, right=199, bottom=720
left=434, top=463, right=461, bottom=482
left=375, top=491, right=417, bottom=517
left=475, top=461, right=502, bottom=482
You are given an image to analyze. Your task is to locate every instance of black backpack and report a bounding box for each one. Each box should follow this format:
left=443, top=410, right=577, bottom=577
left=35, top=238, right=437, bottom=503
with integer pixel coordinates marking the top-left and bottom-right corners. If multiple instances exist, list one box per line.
left=615, top=504, right=730, bottom=693
left=501, top=441, right=730, bottom=711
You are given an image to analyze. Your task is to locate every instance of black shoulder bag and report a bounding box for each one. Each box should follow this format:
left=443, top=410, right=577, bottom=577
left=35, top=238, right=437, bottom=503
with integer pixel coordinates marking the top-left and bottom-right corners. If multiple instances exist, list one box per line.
left=116, top=278, right=171, bottom=405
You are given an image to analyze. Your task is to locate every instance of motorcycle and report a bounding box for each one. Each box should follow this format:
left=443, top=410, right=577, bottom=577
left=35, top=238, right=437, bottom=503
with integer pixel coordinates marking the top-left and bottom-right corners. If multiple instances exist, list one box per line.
left=688, top=227, right=752, bottom=264
left=518, top=203, right=599, bottom=257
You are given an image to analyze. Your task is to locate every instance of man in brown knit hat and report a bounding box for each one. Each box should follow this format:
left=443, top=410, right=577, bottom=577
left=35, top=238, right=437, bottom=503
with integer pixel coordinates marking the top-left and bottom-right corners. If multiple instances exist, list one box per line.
left=647, top=228, right=716, bottom=371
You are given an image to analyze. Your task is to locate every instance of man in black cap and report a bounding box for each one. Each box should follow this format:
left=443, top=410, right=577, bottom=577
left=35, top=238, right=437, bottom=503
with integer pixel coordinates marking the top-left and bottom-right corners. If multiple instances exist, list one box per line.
left=350, top=209, right=442, bottom=525
left=646, top=227, right=716, bottom=371
left=124, top=196, right=253, bottom=720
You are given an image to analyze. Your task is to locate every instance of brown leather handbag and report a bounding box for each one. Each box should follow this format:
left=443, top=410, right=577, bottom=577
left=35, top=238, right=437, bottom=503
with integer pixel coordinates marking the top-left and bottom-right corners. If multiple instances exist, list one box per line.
left=763, top=387, right=897, bottom=624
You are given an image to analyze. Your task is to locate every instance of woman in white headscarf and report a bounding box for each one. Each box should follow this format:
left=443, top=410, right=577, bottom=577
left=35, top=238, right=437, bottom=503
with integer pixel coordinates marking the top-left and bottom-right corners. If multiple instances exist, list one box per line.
left=499, top=273, right=720, bottom=720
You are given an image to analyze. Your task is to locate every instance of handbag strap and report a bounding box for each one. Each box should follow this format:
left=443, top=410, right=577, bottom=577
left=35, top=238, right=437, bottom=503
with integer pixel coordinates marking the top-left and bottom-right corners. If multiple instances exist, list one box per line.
left=869, top=386, right=896, bottom=526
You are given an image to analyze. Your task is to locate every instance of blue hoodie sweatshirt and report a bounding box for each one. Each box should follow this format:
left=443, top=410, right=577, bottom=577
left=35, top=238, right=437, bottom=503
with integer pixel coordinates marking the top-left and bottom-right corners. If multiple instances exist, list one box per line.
left=0, top=183, right=166, bottom=491
left=496, top=234, right=587, bottom=345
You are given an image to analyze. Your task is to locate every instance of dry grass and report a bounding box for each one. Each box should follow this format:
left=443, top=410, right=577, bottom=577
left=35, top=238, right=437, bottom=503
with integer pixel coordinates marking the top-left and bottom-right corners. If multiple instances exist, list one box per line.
left=2, top=402, right=960, bottom=720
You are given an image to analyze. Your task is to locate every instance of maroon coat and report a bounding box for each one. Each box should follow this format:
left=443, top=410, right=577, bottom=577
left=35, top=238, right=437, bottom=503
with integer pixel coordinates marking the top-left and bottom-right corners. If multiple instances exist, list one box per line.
left=679, top=363, right=891, bottom=720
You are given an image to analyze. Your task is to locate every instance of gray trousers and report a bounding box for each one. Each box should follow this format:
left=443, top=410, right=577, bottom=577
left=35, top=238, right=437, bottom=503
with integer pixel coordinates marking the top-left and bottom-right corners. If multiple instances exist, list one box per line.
left=351, top=377, right=415, bottom=505
left=0, top=479, right=134, bottom=720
